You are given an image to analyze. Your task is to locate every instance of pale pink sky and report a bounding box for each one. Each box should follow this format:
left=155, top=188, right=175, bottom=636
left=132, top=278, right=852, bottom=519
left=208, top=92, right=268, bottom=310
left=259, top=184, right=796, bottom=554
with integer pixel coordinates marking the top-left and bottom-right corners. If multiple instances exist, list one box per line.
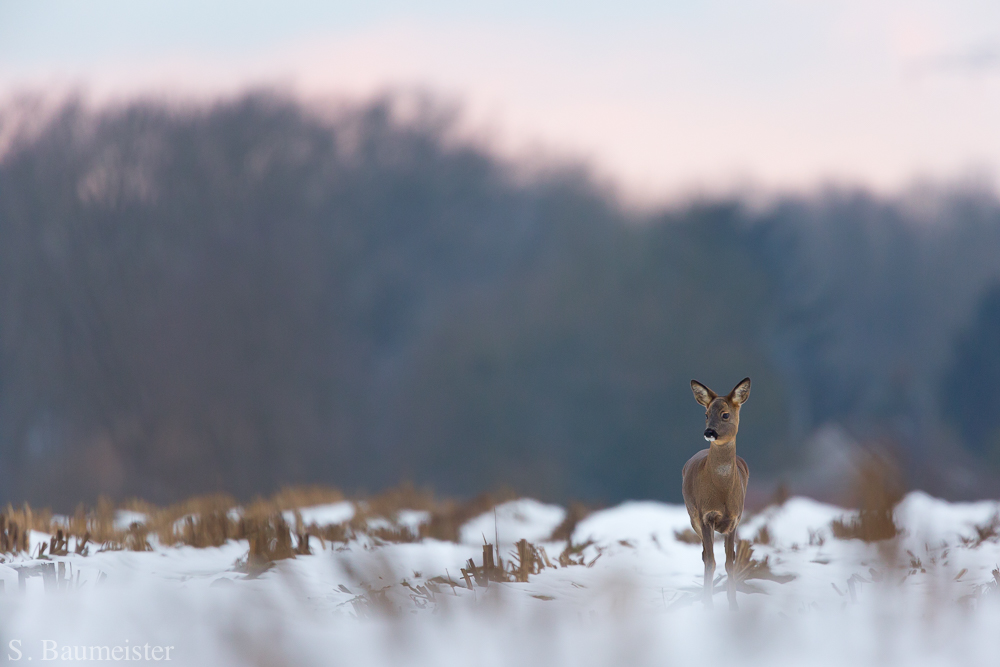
left=3, top=1, right=1000, bottom=204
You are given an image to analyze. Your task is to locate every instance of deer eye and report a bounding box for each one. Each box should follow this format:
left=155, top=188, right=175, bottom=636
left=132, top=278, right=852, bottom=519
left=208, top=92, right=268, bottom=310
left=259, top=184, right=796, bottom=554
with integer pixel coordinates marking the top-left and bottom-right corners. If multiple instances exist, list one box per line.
left=722, top=412, right=730, bottom=420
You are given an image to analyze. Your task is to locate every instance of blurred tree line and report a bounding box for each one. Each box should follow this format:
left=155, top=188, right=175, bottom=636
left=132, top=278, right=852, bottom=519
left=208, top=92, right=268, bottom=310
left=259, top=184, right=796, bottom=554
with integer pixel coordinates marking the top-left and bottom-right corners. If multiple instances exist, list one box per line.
left=1, top=92, right=999, bottom=508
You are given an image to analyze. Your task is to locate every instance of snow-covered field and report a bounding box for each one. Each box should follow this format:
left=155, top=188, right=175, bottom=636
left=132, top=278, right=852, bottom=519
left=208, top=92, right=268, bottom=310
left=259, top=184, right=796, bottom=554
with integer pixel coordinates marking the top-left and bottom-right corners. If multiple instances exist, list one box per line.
left=2, top=492, right=1000, bottom=666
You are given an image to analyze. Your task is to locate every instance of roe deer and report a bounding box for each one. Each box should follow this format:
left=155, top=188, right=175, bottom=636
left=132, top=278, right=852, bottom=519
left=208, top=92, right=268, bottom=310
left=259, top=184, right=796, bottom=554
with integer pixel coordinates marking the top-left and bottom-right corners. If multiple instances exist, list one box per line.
left=682, top=377, right=750, bottom=610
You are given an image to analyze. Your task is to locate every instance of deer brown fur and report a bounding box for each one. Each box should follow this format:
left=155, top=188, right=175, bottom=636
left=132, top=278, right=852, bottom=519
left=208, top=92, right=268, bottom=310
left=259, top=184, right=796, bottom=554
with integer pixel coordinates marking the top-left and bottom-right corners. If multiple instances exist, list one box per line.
left=682, top=377, right=750, bottom=610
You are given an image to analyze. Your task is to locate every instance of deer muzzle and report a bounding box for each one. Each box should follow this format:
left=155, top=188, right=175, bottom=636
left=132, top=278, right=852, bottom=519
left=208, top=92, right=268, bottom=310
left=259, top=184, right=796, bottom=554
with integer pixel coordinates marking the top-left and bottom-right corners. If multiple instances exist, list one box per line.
left=704, top=428, right=718, bottom=442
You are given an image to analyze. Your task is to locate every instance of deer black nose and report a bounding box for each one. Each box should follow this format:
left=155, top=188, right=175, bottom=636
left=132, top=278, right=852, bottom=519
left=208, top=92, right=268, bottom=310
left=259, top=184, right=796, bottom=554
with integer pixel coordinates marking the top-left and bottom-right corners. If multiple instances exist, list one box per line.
left=704, top=428, right=718, bottom=440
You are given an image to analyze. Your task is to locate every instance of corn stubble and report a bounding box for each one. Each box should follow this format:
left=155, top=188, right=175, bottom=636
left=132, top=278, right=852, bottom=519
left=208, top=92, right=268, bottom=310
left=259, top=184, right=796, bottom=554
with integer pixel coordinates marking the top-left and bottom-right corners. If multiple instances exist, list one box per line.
left=0, top=482, right=797, bottom=595
left=830, top=451, right=904, bottom=542
left=6, top=468, right=986, bottom=619
left=0, top=486, right=543, bottom=573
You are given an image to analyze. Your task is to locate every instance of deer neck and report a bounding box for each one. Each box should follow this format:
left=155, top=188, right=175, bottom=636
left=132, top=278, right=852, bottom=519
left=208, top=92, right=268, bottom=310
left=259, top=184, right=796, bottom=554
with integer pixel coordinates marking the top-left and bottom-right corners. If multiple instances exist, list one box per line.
left=707, top=440, right=737, bottom=480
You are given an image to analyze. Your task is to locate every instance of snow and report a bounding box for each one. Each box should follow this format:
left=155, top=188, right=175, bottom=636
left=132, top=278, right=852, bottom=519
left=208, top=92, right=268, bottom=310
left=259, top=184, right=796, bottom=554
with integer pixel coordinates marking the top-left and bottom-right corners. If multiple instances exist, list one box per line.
left=740, top=496, right=848, bottom=546
left=282, top=501, right=355, bottom=527
left=113, top=510, right=147, bottom=531
left=894, top=491, right=1000, bottom=544
left=572, top=500, right=692, bottom=545
left=2, top=492, right=1000, bottom=666
left=396, top=509, right=431, bottom=534
left=460, top=499, right=566, bottom=546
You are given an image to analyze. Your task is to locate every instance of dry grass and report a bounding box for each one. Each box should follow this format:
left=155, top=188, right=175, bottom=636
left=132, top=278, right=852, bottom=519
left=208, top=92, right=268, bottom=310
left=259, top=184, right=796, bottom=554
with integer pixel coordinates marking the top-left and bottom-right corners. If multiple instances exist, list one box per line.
left=510, top=539, right=549, bottom=582
left=342, top=483, right=435, bottom=542
left=831, top=450, right=903, bottom=542
left=960, top=514, right=1000, bottom=548
left=367, top=525, right=421, bottom=543
left=673, top=529, right=701, bottom=545
left=0, top=513, right=30, bottom=554
left=0, top=480, right=849, bottom=597
left=313, top=523, right=349, bottom=544
left=456, top=538, right=567, bottom=587
left=768, top=483, right=790, bottom=508
left=752, top=524, right=772, bottom=545
left=268, top=486, right=345, bottom=511
left=6, top=503, right=54, bottom=533
left=420, top=490, right=519, bottom=542
left=549, top=503, right=594, bottom=542
left=732, top=539, right=796, bottom=591
left=0, top=484, right=526, bottom=565
left=148, top=493, right=238, bottom=547
left=557, top=539, right=600, bottom=567
left=234, top=514, right=306, bottom=577
left=360, top=483, right=436, bottom=517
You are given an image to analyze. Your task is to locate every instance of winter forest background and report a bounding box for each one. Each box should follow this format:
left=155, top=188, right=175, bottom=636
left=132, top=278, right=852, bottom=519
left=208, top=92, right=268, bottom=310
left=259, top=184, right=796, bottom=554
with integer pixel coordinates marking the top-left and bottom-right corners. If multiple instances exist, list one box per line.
left=2, top=93, right=1000, bottom=510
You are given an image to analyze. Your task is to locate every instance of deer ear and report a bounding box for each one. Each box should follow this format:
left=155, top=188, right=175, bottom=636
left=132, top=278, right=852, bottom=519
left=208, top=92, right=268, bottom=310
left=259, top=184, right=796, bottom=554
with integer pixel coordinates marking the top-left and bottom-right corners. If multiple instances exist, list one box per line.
left=728, top=377, right=751, bottom=406
left=691, top=380, right=716, bottom=407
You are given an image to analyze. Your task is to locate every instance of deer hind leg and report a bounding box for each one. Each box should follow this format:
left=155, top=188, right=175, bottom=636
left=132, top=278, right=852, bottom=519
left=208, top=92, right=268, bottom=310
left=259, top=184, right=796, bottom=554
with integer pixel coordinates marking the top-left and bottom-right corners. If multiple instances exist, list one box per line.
left=724, top=530, right=738, bottom=611
left=700, top=520, right=715, bottom=607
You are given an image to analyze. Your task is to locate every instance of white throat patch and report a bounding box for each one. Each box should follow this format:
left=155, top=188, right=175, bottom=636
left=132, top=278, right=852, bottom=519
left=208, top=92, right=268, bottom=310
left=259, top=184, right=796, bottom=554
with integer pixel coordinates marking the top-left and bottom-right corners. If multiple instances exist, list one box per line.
left=714, top=461, right=733, bottom=477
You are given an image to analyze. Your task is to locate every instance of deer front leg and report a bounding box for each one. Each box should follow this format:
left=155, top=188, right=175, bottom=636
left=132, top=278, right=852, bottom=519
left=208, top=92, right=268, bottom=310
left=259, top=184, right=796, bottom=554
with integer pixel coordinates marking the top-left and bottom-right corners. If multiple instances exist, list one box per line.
left=724, top=531, right=738, bottom=611
left=701, top=522, right=715, bottom=607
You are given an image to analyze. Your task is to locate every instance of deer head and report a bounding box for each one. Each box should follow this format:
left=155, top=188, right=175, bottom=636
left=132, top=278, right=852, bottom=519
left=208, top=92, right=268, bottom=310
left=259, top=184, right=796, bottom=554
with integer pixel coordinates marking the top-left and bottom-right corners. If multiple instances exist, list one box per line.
left=690, top=377, right=751, bottom=445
